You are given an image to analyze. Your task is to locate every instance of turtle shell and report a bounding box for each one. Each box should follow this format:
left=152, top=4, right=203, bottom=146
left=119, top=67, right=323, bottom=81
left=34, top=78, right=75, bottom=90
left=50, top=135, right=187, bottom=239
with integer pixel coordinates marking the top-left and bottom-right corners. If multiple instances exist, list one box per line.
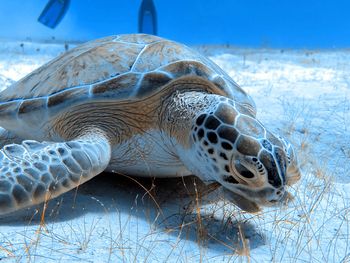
left=0, top=34, right=256, bottom=128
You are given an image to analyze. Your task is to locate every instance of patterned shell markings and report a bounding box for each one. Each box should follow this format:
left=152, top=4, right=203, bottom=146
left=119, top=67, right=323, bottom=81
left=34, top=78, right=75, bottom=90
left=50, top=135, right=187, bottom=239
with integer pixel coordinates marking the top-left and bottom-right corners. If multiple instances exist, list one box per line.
left=0, top=34, right=255, bottom=113
left=1, top=35, right=146, bottom=100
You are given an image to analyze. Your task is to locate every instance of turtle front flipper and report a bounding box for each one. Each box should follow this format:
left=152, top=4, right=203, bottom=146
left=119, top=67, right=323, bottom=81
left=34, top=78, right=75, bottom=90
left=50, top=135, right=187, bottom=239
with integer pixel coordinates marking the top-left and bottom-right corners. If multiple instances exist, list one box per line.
left=0, top=131, right=111, bottom=215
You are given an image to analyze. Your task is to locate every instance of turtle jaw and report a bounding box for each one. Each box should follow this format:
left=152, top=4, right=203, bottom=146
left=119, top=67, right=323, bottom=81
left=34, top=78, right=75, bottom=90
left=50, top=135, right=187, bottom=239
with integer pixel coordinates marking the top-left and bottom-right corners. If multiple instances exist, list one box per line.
left=221, top=185, right=293, bottom=213
left=222, top=188, right=261, bottom=213
left=286, top=164, right=302, bottom=186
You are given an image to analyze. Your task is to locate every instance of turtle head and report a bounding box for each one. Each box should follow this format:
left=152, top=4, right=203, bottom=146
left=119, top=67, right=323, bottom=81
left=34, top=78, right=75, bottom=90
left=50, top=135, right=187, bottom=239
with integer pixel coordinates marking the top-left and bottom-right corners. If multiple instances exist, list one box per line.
left=189, top=98, right=301, bottom=213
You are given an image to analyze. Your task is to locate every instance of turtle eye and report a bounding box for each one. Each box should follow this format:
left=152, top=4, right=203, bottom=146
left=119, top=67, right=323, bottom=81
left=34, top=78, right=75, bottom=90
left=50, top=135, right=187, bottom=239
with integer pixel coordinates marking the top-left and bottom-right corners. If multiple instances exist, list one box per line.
left=234, top=162, right=255, bottom=179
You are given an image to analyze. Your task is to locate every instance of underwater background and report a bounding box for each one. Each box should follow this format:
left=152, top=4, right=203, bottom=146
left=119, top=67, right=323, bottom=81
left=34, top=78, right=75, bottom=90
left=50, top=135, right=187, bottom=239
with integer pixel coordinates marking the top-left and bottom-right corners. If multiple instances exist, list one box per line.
left=0, top=0, right=349, bottom=48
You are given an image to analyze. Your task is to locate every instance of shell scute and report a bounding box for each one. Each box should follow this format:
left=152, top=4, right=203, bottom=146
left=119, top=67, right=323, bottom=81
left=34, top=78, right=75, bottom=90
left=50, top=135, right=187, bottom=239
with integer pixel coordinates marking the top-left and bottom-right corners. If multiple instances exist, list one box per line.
left=131, top=41, right=200, bottom=73
left=18, top=98, right=47, bottom=114
left=91, top=73, right=141, bottom=99
left=1, top=41, right=144, bottom=101
left=0, top=101, right=20, bottom=114
left=159, top=60, right=214, bottom=79
left=114, top=34, right=163, bottom=44
left=136, top=72, right=173, bottom=98
left=47, top=87, right=90, bottom=108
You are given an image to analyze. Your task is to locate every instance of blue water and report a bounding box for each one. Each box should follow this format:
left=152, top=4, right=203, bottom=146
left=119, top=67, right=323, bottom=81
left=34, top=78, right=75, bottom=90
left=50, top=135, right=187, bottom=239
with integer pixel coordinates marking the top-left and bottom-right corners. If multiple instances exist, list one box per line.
left=0, top=0, right=349, bottom=48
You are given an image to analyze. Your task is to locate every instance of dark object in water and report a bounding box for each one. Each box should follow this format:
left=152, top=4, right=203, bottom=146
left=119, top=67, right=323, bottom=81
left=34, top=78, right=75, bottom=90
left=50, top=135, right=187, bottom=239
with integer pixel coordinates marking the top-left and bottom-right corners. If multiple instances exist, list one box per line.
left=38, top=0, right=70, bottom=29
left=138, top=0, right=157, bottom=35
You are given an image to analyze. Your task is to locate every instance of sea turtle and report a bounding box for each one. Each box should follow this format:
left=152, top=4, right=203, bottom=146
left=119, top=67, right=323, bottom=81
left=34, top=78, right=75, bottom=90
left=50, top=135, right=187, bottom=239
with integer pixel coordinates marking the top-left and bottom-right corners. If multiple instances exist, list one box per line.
left=0, top=34, right=301, bottom=215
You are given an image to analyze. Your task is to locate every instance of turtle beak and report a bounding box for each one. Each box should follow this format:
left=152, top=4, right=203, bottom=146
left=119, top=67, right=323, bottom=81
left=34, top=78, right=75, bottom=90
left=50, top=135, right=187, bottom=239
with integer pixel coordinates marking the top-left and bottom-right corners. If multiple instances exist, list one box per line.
left=222, top=188, right=261, bottom=213
left=222, top=187, right=294, bottom=213
left=286, top=165, right=302, bottom=186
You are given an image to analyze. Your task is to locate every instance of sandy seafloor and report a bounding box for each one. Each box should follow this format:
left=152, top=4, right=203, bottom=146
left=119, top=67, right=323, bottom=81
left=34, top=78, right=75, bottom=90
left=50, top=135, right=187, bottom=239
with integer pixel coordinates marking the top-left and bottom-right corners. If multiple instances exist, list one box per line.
left=0, top=40, right=349, bottom=263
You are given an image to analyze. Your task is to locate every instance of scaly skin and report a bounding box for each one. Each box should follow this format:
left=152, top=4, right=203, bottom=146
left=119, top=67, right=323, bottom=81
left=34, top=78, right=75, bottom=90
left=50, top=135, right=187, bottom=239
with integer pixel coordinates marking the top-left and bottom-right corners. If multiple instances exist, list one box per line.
left=0, top=131, right=111, bottom=215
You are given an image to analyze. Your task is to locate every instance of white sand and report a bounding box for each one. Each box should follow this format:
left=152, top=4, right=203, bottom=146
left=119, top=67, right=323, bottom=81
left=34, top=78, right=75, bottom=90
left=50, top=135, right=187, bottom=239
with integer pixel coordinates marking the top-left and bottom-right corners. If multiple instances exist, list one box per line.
left=0, top=41, right=349, bottom=262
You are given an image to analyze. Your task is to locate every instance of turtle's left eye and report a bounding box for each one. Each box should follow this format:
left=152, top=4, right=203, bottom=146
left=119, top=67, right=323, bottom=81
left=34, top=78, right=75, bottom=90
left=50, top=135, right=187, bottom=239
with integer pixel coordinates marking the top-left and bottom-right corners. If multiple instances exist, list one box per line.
left=234, top=161, right=255, bottom=179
